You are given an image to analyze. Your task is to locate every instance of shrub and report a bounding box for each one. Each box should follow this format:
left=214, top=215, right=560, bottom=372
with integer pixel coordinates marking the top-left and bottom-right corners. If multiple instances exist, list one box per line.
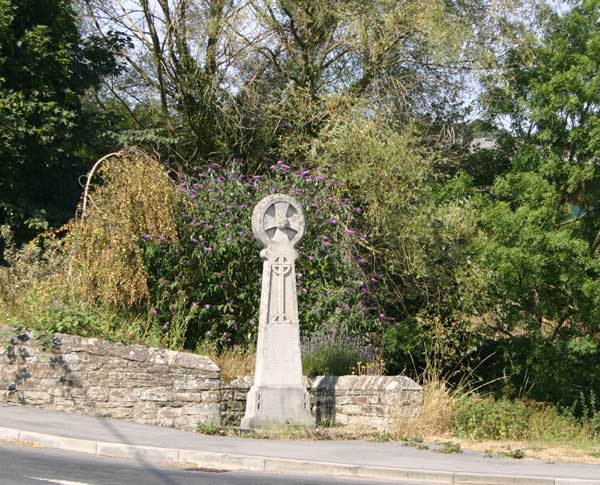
left=471, top=335, right=600, bottom=408
left=69, top=148, right=179, bottom=308
left=301, top=333, right=375, bottom=377
left=454, top=395, right=593, bottom=442
left=142, top=161, right=381, bottom=350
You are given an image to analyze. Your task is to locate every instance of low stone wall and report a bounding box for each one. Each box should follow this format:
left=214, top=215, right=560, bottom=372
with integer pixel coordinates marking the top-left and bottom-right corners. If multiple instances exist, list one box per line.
left=222, top=375, right=422, bottom=431
left=0, top=327, right=221, bottom=431
left=0, top=327, right=423, bottom=433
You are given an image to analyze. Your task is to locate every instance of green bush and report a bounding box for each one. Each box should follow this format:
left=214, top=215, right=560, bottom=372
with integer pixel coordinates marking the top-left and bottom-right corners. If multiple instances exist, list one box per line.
left=142, top=162, right=380, bottom=350
left=471, top=335, right=600, bottom=408
left=454, top=394, right=594, bottom=442
left=302, top=334, right=373, bottom=377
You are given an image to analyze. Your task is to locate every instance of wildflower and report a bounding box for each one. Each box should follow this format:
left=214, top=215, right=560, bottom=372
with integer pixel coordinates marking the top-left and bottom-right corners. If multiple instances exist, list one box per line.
left=327, top=218, right=337, bottom=225
left=315, top=174, right=325, bottom=181
left=322, top=240, right=332, bottom=246
left=191, top=302, right=198, bottom=310
left=190, top=235, right=199, bottom=243
left=307, top=254, right=314, bottom=260
left=344, top=228, right=356, bottom=235
left=353, top=207, right=362, bottom=214
left=150, top=307, right=157, bottom=315
left=204, top=304, right=211, bottom=309
left=157, top=235, right=165, bottom=241
left=163, top=321, right=170, bottom=330
left=141, top=233, right=152, bottom=240
left=203, top=246, right=213, bottom=252
left=301, top=169, right=311, bottom=177
left=297, top=273, right=303, bottom=278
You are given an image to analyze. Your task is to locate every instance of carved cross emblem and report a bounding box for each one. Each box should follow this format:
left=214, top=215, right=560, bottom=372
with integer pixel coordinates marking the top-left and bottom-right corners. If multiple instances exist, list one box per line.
left=271, top=255, right=292, bottom=324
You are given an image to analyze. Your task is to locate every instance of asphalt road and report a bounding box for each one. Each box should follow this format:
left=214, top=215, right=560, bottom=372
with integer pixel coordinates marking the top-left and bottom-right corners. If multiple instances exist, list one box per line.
left=0, top=441, right=431, bottom=485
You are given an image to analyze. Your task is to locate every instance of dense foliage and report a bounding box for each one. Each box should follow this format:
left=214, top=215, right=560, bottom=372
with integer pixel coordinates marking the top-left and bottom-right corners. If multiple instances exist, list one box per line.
left=142, top=162, right=379, bottom=349
left=0, top=0, right=127, bottom=243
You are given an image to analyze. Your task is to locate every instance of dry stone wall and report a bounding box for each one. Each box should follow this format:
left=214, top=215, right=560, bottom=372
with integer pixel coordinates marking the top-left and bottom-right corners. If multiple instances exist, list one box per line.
left=0, top=327, right=423, bottom=433
left=222, top=375, right=423, bottom=431
left=0, top=327, right=221, bottom=431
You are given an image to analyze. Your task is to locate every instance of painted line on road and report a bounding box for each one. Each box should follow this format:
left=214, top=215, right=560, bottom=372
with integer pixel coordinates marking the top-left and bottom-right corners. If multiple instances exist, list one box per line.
left=25, top=477, right=94, bottom=485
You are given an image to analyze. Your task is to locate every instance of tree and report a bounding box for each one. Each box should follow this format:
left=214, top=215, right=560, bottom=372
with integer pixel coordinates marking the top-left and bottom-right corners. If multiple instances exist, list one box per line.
left=0, top=0, right=127, bottom=243
left=463, top=0, right=600, bottom=403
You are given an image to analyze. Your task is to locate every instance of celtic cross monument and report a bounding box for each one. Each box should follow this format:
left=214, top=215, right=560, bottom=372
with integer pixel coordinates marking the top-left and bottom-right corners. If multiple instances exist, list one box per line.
left=241, top=194, right=314, bottom=428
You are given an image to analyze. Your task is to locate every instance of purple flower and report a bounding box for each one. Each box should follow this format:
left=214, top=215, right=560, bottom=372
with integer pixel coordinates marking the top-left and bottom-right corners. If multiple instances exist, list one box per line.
left=191, top=302, right=198, bottom=310
left=315, top=174, right=325, bottom=181
left=327, top=218, right=337, bottom=225
left=301, top=170, right=311, bottom=177
left=322, top=240, right=332, bottom=247
left=344, top=228, right=356, bottom=235
left=150, top=307, right=157, bottom=315
left=353, top=207, right=362, bottom=214
left=203, top=246, right=213, bottom=252
left=307, top=255, right=314, bottom=260
left=297, top=273, right=303, bottom=278
left=357, top=257, right=367, bottom=264
left=226, top=237, right=232, bottom=242
left=141, top=233, right=152, bottom=240
left=163, top=321, right=170, bottom=330
left=252, top=175, right=262, bottom=180
left=190, top=235, right=199, bottom=243
left=204, top=304, right=211, bottom=309
left=157, top=235, right=165, bottom=241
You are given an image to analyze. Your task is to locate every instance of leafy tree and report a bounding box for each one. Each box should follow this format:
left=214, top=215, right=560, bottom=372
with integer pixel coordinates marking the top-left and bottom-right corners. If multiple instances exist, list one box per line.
left=0, top=0, right=128, bottom=243
left=465, top=0, right=600, bottom=402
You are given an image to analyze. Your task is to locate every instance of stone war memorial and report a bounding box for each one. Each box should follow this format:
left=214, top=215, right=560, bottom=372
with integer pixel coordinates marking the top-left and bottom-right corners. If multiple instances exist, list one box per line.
left=241, top=194, right=314, bottom=428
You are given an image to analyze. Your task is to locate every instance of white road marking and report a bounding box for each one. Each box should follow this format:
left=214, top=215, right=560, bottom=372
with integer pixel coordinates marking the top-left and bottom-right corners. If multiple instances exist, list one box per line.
left=25, top=477, right=94, bottom=485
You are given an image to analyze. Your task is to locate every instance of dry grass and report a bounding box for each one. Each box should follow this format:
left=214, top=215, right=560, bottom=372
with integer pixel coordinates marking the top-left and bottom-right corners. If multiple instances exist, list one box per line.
left=390, top=376, right=600, bottom=464
left=207, top=346, right=255, bottom=383
left=450, top=438, right=600, bottom=464
left=392, top=378, right=459, bottom=439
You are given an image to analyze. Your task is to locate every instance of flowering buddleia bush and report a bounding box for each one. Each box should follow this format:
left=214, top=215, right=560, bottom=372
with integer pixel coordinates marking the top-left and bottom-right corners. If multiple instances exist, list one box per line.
left=141, top=162, right=381, bottom=350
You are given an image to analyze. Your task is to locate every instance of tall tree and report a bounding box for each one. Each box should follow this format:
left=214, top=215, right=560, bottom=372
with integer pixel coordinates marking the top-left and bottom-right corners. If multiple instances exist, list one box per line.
left=0, top=0, right=127, bottom=243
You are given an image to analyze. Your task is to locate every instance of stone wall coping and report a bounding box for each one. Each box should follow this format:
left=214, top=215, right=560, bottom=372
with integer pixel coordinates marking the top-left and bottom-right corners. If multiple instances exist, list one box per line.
left=0, top=326, right=220, bottom=374
left=225, top=375, right=422, bottom=391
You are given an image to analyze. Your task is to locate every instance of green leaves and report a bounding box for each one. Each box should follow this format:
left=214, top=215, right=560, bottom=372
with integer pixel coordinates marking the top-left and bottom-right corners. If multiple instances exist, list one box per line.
left=0, top=0, right=126, bottom=245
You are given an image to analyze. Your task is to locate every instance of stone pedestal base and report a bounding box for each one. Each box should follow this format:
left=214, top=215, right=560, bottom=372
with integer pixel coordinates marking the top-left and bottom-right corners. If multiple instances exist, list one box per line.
left=241, top=385, right=314, bottom=428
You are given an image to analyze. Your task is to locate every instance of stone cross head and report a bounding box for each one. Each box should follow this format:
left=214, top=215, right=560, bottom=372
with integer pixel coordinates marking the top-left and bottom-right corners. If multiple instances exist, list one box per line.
left=252, top=194, right=305, bottom=247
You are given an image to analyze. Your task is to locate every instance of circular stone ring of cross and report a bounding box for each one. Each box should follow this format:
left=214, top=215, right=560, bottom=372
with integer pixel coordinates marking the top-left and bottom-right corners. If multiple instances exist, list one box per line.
left=252, top=194, right=305, bottom=247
